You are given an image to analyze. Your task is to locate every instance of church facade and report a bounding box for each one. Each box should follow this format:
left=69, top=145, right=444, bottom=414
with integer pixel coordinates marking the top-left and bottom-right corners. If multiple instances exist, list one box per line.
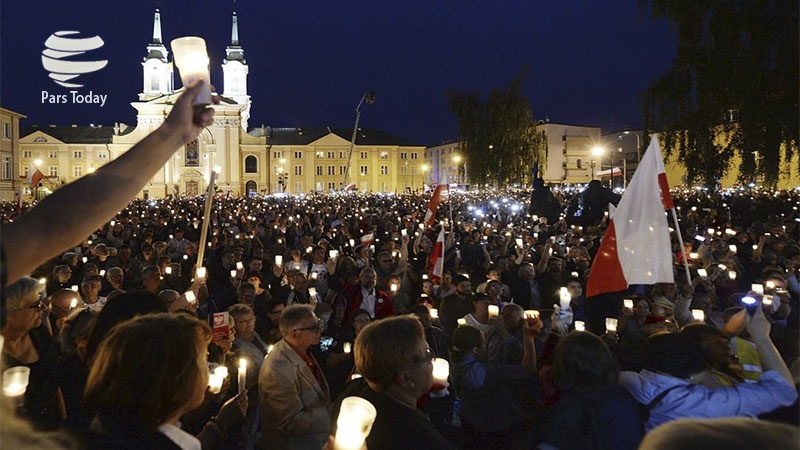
left=18, top=7, right=425, bottom=200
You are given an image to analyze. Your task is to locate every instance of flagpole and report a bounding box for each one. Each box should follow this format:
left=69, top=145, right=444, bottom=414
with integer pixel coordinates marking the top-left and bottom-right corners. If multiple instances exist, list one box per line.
left=670, top=207, right=692, bottom=284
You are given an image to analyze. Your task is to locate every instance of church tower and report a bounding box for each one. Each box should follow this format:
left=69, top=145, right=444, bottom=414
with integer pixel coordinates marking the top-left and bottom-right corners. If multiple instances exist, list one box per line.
left=139, top=7, right=174, bottom=101
left=221, top=1, right=251, bottom=129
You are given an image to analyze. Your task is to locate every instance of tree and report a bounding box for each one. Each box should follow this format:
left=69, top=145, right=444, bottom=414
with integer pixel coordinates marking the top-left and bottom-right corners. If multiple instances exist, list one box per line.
left=447, top=69, right=546, bottom=187
left=640, top=0, right=798, bottom=188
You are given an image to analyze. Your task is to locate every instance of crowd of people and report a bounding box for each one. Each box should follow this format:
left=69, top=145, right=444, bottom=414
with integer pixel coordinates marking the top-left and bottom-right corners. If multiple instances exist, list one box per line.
left=1, top=83, right=798, bottom=449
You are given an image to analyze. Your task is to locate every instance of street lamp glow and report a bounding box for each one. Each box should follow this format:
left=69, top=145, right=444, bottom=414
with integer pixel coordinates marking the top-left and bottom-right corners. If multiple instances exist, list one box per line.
left=421, top=164, right=429, bottom=172
left=33, top=159, right=43, bottom=166
left=453, top=155, right=462, bottom=163
left=591, top=146, right=605, bottom=157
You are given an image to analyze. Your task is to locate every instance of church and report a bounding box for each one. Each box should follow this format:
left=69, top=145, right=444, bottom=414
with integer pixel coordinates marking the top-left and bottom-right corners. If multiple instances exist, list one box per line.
left=18, top=7, right=426, bottom=200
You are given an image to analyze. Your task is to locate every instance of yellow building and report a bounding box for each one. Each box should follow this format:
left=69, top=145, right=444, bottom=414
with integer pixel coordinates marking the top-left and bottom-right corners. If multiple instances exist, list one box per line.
left=16, top=7, right=424, bottom=199
left=0, top=107, right=26, bottom=202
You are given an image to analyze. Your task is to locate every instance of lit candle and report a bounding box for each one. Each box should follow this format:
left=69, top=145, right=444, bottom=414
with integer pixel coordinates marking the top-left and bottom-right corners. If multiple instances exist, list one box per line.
left=605, top=317, right=618, bottom=333
left=71, top=285, right=79, bottom=292
left=238, top=358, right=247, bottom=395
left=418, top=223, right=425, bottom=230
left=311, top=272, right=318, bottom=280
left=431, top=358, right=450, bottom=385
left=762, top=295, right=774, bottom=307
left=524, top=310, right=539, bottom=319
left=559, top=287, right=571, bottom=310
left=401, top=229, right=407, bottom=237
left=170, top=36, right=212, bottom=105
left=350, top=373, right=362, bottom=381
left=457, top=318, right=467, bottom=327
left=334, top=397, right=377, bottom=450
left=214, top=366, right=229, bottom=379
left=70, top=297, right=79, bottom=309
left=165, top=266, right=172, bottom=275
left=515, top=238, right=523, bottom=248
left=488, top=304, right=499, bottom=319
left=691, top=309, right=705, bottom=322
left=236, top=261, right=244, bottom=271
left=195, top=267, right=207, bottom=280
left=230, top=270, right=238, bottom=278
left=208, top=372, right=224, bottom=394
left=306, top=246, right=313, bottom=254
left=329, top=250, right=339, bottom=259
left=82, top=256, right=88, bottom=264
left=308, top=287, right=317, bottom=299
left=275, top=255, right=283, bottom=267
left=623, top=299, right=634, bottom=309
left=429, top=308, right=439, bottom=319
left=751, top=284, right=764, bottom=295
left=697, top=268, right=707, bottom=277
left=185, top=291, right=197, bottom=305
left=689, top=252, right=699, bottom=259
left=267, top=344, right=274, bottom=355
left=2, top=366, right=30, bottom=397
left=765, top=280, right=776, bottom=290
left=574, top=320, right=586, bottom=331
left=343, top=342, right=352, bottom=354
left=729, top=270, right=737, bottom=280
left=390, top=283, right=398, bottom=292
left=728, top=244, right=737, bottom=253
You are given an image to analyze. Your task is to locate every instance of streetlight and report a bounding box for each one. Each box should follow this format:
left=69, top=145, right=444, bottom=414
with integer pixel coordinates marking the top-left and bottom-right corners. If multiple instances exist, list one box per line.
left=342, top=91, right=376, bottom=190
left=591, top=146, right=605, bottom=182
left=619, top=130, right=641, bottom=163
left=452, top=154, right=462, bottom=184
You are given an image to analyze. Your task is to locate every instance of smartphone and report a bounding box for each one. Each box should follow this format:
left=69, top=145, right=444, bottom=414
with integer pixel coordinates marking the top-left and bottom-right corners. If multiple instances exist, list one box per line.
left=319, top=336, right=335, bottom=352
left=741, top=296, right=759, bottom=316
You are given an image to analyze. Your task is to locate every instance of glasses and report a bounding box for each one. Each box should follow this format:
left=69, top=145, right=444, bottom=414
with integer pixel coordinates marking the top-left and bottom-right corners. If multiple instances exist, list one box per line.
left=293, top=320, right=324, bottom=333
left=12, top=300, right=47, bottom=313
left=410, top=348, right=434, bottom=367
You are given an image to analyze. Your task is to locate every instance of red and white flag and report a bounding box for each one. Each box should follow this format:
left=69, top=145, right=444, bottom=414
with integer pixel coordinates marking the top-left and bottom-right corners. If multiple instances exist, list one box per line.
left=586, top=135, right=675, bottom=298
left=27, top=164, right=45, bottom=188
left=360, top=233, right=374, bottom=246
left=424, top=184, right=446, bottom=226
left=428, top=227, right=445, bottom=283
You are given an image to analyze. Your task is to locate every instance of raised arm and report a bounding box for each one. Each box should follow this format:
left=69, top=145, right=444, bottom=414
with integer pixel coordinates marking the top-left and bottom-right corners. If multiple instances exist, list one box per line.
left=3, top=82, right=216, bottom=286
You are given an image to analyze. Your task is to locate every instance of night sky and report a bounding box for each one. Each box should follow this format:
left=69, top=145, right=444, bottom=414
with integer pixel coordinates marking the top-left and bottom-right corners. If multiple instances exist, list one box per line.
left=1, top=0, right=677, bottom=146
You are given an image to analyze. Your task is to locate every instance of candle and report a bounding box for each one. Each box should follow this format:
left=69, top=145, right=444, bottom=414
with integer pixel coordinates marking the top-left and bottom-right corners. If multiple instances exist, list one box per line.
left=691, top=309, right=705, bottom=322
left=70, top=297, right=79, bottom=309
left=689, top=252, right=699, bottom=259
left=623, top=299, right=634, bottom=309
left=343, top=342, right=352, bottom=354
left=308, top=287, right=317, bottom=298
left=697, top=268, right=708, bottom=277
left=524, top=310, right=539, bottom=319
left=306, top=246, right=313, bottom=254
left=237, top=358, right=247, bottom=395
left=82, top=256, right=88, bottom=264
left=762, top=295, right=774, bottom=307
left=208, top=372, right=224, bottom=394
left=390, top=283, right=398, bottom=292
left=170, top=36, right=212, bottom=105
left=350, top=373, right=363, bottom=380
left=185, top=291, right=197, bottom=305
left=605, top=317, right=618, bottom=333
left=729, top=270, right=737, bottom=280
left=765, top=280, right=776, bottom=290
left=275, top=255, right=283, bottom=267
left=431, top=358, right=450, bottom=385
left=418, top=223, right=425, bottom=230
left=71, top=285, right=79, bottom=292
left=214, top=366, right=229, bottom=379
left=165, top=266, right=172, bottom=275
left=195, top=267, right=207, bottom=280
left=728, top=244, right=737, bottom=253
left=329, top=250, right=339, bottom=259
left=574, top=320, right=586, bottom=331
left=230, top=270, right=238, bottom=278
left=457, top=318, right=467, bottom=327
left=3, top=366, right=30, bottom=397
left=236, top=261, right=244, bottom=271
left=429, top=308, right=439, bottom=319
left=488, top=304, right=499, bottom=319
left=401, top=229, right=407, bottom=237
left=559, top=287, right=571, bottom=310
left=334, top=397, right=377, bottom=450
left=311, top=272, right=319, bottom=281
left=751, top=284, right=764, bottom=295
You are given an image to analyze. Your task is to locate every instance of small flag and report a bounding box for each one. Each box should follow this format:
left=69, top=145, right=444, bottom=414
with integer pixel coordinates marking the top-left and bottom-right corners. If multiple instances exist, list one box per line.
left=424, top=184, right=447, bottom=226
left=428, top=227, right=445, bottom=283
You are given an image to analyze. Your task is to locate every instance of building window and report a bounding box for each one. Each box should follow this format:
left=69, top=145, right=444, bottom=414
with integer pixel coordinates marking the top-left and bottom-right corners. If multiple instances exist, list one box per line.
left=294, top=165, right=302, bottom=176
left=401, top=165, right=407, bottom=176
left=48, top=166, right=58, bottom=177
left=294, top=181, right=303, bottom=193
left=380, top=152, right=388, bottom=159
left=2, top=122, right=11, bottom=140
left=411, top=152, right=418, bottom=159
left=48, top=150, right=58, bottom=159
left=327, top=166, right=335, bottom=176
left=2, top=156, right=11, bottom=180
left=244, top=155, right=258, bottom=173
left=327, top=182, right=336, bottom=190
left=273, top=151, right=282, bottom=159
left=327, top=151, right=335, bottom=159
left=316, top=165, right=323, bottom=176
left=339, top=151, right=346, bottom=159
left=73, top=165, right=83, bottom=177
left=339, top=166, right=347, bottom=175
left=185, top=139, right=199, bottom=167
left=73, top=150, right=83, bottom=159
left=294, top=151, right=303, bottom=159
left=400, top=152, right=407, bottom=159
left=380, top=165, right=389, bottom=175
left=22, top=166, right=29, bottom=177
left=96, top=151, right=108, bottom=161
left=360, top=165, right=368, bottom=176
left=380, top=181, right=389, bottom=192
left=23, top=151, right=32, bottom=159
left=360, top=151, right=368, bottom=159
left=316, top=151, right=324, bottom=159
left=412, top=166, right=418, bottom=175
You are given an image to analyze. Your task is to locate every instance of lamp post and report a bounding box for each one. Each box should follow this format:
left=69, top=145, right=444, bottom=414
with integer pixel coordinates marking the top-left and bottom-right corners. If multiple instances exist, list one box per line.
left=342, top=92, right=376, bottom=190
left=619, top=130, right=641, bottom=163
left=591, top=146, right=605, bottom=183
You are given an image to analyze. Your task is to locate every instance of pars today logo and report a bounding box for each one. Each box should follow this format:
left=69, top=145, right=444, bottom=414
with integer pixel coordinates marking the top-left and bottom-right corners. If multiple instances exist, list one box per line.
left=40, top=31, right=109, bottom=106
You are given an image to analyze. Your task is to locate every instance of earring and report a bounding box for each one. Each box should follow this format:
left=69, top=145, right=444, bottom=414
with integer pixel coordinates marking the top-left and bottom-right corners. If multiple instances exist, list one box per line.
left=408, top=380, right=415, bottom=387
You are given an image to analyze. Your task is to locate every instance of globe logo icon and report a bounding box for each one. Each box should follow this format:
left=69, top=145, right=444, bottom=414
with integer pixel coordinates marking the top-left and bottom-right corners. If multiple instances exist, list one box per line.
left=41, top=31, right=108, bottom=88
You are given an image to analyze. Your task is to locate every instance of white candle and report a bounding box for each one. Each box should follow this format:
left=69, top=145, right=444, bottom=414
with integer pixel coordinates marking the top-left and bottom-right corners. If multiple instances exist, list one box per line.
left=236, top=261, right=244, bottom=271
left=762, top=295, right=774, bottom=307
left=214, top=366, right=229, bottom=379
left=343, top=342, right=352, bottom=354
left=267, top=344, right=274, bottom=355
left=308, top=287, right=317, bottom=298
left=3, top=366, right=30, bottom=397
left=195, top=267, right=207, bottom=280
left=751, top=284, right=764, bottom=295
left=329, top=250, right=339, bottom=259
left=69, top=297, right=79, bottom=309
left=765, top=280, right=776, bottom=290
left=729, top=270, right=737, bottom=280
left=728, top=244, right=737, bottom=253
left=623, top=299, right=634, bottom=309
left=697, top=268, right=708, bottom=277
left=170, top=37, right=212, bottom=105
left=691, top=309, right=705, bottom=322
left=238, top=358, right=247, bottom=395
left=208, top=373, right=224, bottom=394
left=457, top=318, right=467, bottom=327
left=71, top=285, right=79, bottom=292
left=574, top=320, right=586, bottom=331
left=185, top=291, right=197, bottom=305
left=390, top=283, right=398, bottom=292
left=689, top=252, right=699, bottom=259
left=334, top=397, right=377, bottom=450
left=431, top=358, right=450, bottom=385
left=429, top=308, right=439, bottom=319
left=82, top=256, right=88, bottom=264
left=559, top=287, right=571, bottom=310
left=306, top=246, right=313, bottom=254
left=524, top=310, right=539, bottom=319
left=275, top=255, right=283, bottom=267
left=165, top=266, right=172, bottom=275
left=418, top=223, right=425, bottom=230
left=401, top=229, right=407, bottom=237
left=230, top=270, right=238, bottom=278
left=311, top=272, right=318, bottom=280
left=605, top=317, right=618, bottom=333
left=488, top=304, right=499, bottom=319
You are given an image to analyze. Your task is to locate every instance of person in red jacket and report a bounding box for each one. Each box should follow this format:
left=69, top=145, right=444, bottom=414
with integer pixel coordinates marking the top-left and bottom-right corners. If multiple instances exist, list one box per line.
left=342, top=268, right=396, bottom=325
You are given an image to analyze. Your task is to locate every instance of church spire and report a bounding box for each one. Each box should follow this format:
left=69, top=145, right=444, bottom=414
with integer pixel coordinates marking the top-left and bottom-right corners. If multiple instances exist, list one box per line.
left=222, top=0, right=250, bottom=128
left=144, top=6, right=168, bottom=62
left=231, top=1, right=240, bottom=46
left=152, top=7, right=163, bottom=44
left=139, top=4, right=173, bottom=100
left=225, top=1, right=244, bottom=62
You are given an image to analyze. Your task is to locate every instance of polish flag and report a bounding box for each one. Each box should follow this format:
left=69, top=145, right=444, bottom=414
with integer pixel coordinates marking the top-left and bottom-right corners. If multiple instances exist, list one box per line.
left=360, top=233, right=374, bottom=246
left=428, top=227, right=445, bottom=283
left=424, top=184, right=447, bottom=226
left=27, top=164, right=45, bottom=188
left=586, top=135, right=675, bottom=298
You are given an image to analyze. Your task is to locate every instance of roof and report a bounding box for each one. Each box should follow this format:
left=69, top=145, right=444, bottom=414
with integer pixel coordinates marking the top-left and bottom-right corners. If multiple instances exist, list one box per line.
left=250, top=126, right=423, bottom=147
left=21, top=125, right=117, bottom=143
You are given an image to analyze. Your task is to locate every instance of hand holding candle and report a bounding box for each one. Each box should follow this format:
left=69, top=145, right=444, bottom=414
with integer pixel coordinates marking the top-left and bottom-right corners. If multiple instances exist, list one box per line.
left=559, top=287, right=571, bottom=310
left=170, top=37, right=212, bottom=105
left=3, top=366, right=30, bottom=397
left=237, top=358, right=247, bottom=395
left=334, top=397, right=377, bottom=450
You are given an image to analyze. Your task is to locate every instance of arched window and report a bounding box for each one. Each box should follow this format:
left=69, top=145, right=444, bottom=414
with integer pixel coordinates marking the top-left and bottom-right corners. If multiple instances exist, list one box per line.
left=245, top=155, right=258, bottom=173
